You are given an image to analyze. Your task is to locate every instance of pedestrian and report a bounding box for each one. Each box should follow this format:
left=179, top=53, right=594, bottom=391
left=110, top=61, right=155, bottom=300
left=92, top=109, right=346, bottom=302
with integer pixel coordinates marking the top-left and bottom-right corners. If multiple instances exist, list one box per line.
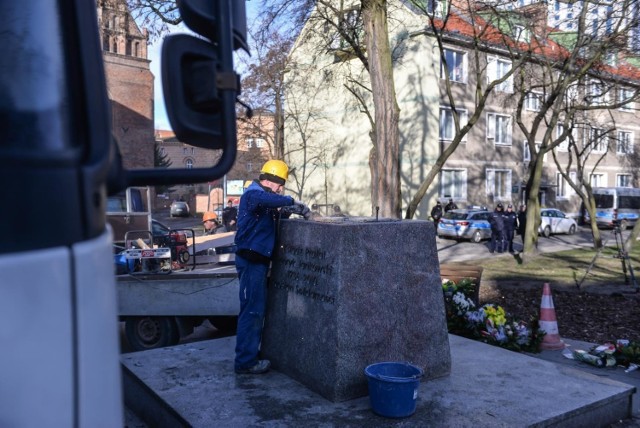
left=431, top=200, right=443, bottom=226
left=222, top=199, right=238, bottom=232
left=202, top=211, right=220, bottom=235
left=234, top=160, right=310, bottom=375
left=444, top=198, right=458, bottom=213
left=503, top=204, right=518, bottom=253
left=517, top=204, right=527, bottom=241
left=488, top=203, right=505, bottom=253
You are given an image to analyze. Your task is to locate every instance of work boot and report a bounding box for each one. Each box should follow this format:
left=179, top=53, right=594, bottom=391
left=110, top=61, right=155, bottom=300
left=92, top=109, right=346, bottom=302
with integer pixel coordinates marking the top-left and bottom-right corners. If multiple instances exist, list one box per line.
left=235, top=359, right=271, bottom=375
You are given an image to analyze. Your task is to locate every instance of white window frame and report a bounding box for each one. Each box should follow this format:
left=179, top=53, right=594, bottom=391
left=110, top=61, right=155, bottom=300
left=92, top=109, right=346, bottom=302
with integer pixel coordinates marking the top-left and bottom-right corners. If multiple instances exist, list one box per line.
left=525, top=91, right=542, bottom=111
left=486, top=168, right=512, bottom=201
left=556, top=124, right=569, bottom=152
left=185, top=158, right=193, bottom=169
left=441, top=48, right=467, bottom=83
left=246, top=161, right=253, bottom=172
left=588, top=80, right=610, bottom=105
left=588, top=128, right=609, bottom=153
left=619, top=87, right=636, bottom=112
left=440, top=169, right=467, bottom=200
left=487, top=56, right=513, bottom=93
left=556, top=171, right=577, bottom=199
left=617, top=174, right=633, bottom=187
left=513, top=25, right=530, bottom=43
left=486, top=112, right=512, bottom=145
left=523, top=140, right=531, bottom=162
left=617, top=130, right=634, bottom=154
left=590, top=173, right=606, bottom=187
left=246, top=138, right=254, bottom=148
left=255, top=138, right=266, bottom=148
left=439, top=106, right=468, bottom=142
left=423, top=0, right=448, bottom=18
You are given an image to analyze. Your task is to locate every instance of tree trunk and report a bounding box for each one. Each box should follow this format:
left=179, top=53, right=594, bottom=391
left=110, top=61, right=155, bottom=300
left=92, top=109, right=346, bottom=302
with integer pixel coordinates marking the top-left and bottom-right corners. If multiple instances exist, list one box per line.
left=522, top=157, right=545, bottom=263
left=363, top=0, right=401, bottom=218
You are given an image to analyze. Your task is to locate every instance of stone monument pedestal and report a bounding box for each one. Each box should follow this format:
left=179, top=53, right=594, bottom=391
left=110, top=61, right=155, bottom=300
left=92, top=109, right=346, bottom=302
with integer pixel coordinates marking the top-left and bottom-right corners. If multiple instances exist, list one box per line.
left=262, top=217, right=450, bottom=402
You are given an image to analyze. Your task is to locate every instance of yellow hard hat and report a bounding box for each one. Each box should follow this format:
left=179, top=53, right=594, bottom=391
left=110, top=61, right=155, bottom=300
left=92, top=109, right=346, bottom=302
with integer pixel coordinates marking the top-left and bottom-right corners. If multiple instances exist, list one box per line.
left=202, top=211, right=217, bottom=223
left=260, top=159, right=289, bottom=183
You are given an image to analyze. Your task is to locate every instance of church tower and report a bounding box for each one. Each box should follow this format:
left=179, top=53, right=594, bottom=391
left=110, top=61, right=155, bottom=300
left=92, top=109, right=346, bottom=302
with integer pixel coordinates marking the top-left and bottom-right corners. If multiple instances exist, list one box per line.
left=97, top=0, right=154, bottom=170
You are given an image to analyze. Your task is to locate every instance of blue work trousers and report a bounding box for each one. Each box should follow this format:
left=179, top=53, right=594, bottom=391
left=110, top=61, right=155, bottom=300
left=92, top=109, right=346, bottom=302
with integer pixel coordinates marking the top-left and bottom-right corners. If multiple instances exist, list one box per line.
left=234, top=255, right=269, bottom=371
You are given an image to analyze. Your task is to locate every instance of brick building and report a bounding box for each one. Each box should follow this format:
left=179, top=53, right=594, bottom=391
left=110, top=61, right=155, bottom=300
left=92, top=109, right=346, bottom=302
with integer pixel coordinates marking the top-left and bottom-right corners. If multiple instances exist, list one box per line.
left=155, top=111, right=275, bottom=213
left=97, top=0, right=154, bottom=170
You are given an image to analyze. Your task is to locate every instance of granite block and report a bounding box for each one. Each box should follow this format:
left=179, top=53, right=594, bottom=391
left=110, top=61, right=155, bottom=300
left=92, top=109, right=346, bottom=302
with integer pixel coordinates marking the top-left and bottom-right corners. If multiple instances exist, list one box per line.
left=262, top=217, right=451, bottom=402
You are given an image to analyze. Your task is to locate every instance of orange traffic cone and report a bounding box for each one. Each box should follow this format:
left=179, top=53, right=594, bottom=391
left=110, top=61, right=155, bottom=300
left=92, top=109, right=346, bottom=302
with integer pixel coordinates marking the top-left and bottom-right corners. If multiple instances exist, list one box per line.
left=539, top=283, right=565, bottom=350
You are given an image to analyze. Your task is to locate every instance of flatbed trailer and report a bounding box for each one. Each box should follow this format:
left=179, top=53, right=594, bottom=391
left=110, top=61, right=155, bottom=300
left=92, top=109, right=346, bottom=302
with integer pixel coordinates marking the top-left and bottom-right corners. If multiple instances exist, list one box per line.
left=117, top=233, right=240, bottom=351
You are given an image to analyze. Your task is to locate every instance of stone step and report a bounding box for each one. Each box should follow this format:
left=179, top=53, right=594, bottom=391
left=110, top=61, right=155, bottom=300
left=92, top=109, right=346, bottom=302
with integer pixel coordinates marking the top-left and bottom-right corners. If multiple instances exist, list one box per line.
left=121, top=334, right=635, bottom=427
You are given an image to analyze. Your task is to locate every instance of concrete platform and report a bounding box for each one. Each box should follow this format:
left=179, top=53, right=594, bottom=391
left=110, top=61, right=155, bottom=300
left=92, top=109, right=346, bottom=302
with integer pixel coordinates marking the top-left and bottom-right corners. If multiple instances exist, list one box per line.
left=121, top=334, right=635, bottom=427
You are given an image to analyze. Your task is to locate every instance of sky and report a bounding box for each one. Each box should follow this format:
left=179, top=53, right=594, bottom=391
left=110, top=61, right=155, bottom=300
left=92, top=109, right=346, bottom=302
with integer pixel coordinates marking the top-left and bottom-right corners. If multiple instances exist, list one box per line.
left=148, top=2, right=258, bottom=131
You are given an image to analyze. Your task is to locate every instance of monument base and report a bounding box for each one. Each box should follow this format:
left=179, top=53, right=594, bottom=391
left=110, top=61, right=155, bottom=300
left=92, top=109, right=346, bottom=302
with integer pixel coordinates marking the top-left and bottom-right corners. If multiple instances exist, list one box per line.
left=262, top=217, right=450, bottom=402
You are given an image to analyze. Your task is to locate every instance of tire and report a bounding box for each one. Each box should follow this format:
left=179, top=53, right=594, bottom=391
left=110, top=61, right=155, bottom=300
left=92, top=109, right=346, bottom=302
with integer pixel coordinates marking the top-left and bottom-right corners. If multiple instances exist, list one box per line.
left=471, top=230, right=482, bottom=243
left=208, top=316, right=238, bottom=334
left=619, top=220, right=628, bottom=231
left=542, top=226, right=551, bottom=238
left=125, top=316, right=180, bottom=351
left=568, top=224, right=576, bottom=235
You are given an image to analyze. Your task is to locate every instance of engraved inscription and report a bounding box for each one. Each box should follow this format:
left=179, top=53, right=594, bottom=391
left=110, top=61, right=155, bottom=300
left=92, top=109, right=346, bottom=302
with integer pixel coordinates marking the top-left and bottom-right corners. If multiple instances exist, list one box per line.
left=273, top=244, right=335, bottom=304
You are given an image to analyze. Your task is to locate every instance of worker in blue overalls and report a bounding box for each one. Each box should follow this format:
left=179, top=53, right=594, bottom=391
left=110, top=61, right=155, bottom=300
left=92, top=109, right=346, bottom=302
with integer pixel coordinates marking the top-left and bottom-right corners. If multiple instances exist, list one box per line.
left=233, top=160, right=311, bottom=374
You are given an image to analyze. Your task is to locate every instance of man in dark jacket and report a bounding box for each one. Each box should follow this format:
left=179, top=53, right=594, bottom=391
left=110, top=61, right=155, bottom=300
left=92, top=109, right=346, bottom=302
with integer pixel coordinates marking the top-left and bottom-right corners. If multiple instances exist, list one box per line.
left=222, top=199, right=238, bottom=231
left=234, top=160, right=310, bottom=375
left=503, top=204, right=518, bottom=253
left=488, top=203, right=505, bottom=253
left=444, top=198, right=458, bottom=212
left=430, top=200, right=443, bottom=226
left=517, top=204, right=527, bottom=241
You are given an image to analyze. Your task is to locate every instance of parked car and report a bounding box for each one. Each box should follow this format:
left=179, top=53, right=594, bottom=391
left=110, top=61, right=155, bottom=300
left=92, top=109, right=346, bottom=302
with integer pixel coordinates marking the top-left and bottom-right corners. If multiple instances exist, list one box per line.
left=170, top=201, right=190, bottom=217
left=437, top=209, right=492, bottom=243
left=539, top=208, right=577, bottom=237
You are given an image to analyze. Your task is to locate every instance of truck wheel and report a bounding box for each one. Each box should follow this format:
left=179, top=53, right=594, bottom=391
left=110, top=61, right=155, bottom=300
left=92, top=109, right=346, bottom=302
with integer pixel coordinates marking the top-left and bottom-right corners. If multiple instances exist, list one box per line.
left=125, top=316, right=180, bottom=351
left=208, top=316, right=238, bottom=333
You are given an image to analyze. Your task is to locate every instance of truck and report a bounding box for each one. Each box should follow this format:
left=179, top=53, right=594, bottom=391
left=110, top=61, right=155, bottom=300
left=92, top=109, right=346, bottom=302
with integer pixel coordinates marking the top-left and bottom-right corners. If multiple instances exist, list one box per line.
left=1, top=1, right=246, bottom=426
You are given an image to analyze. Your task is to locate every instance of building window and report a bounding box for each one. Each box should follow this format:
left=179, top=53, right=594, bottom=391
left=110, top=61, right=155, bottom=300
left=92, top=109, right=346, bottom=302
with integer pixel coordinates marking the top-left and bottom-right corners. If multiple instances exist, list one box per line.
left=617, top=174, right=633, bottom=187
left=191, top=147, right=195, bottom=154
left=590, top=173, right=605, bottom=187
left=486, top=169, right=512, bottom=201
left=525, top=91, right=542, bottom=111
left=557, top=172, right=576, bottom=199
left=513, top=25, right=530, bottom=42
left=255, top=138, right=266, bottom=148
left=619, top=87, right=635, bottom=111
left=440, top=169, right=467, bottom=199
left=419, top=0, right=449, bottom=16
left=183, top=147, right=188, bottom=154
left=617, top=131, right=634, bottom=154
left=246, top=162, right=253, bottom=172
left=588, top=128, right=609, bottom=153
left=439, top=107, right=468, bottom=141
left=246, top=138, right=254, bottom=148
left=186, top=159, right=193, bottom=169
left=556, top=124, right=570, bottom=152
left=523, top=140, right=531, bottom=162
left=588, top=80, right=609, bottom=105
left=441, top=48, right=466, bottom=83
left=487, top=56, right=513, bottom=93
left=486, top=113, right=512, bottom=145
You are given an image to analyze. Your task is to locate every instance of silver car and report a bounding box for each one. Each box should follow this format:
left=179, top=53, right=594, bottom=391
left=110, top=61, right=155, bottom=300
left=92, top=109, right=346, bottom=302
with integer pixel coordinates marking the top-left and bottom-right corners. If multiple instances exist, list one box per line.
left=539, top=208, right=577, bottom=237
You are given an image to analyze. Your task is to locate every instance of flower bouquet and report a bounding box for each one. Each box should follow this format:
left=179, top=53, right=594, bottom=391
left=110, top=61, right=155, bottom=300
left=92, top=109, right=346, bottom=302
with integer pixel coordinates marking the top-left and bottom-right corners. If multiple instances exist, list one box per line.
left=442, top=279, right=546, bottom=353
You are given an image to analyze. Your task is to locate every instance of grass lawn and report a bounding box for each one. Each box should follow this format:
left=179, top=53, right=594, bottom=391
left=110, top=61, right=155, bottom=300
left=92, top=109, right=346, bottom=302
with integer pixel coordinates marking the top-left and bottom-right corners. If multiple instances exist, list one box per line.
left=475, top=244, right=640, bottom=288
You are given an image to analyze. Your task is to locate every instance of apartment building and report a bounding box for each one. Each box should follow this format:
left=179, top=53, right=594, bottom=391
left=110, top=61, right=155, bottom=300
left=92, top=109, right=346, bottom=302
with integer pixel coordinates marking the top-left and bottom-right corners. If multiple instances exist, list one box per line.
left=283, top=0, right=640, bottom=218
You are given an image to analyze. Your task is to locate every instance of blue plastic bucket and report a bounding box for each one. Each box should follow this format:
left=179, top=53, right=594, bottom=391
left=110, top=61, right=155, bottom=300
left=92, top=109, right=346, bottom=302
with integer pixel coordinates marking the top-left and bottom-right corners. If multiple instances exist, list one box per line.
left=364, top=362, right=424, bottom=418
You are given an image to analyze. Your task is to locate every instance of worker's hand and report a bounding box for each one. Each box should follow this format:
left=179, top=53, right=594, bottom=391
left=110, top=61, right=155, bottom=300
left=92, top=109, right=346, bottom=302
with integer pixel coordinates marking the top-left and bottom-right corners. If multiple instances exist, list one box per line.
left=294, top=201, right=312, bottom=220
